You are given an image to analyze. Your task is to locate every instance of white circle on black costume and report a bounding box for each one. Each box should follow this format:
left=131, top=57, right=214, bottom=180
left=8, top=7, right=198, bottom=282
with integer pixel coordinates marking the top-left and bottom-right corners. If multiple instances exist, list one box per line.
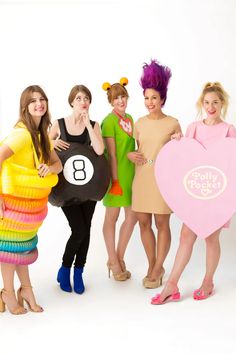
left=63, top=155, right=94, bottom=185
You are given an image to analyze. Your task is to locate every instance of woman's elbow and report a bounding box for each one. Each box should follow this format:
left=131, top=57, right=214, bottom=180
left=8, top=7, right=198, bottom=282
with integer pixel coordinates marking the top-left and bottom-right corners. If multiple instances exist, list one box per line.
left=55, top=160, right=63, bottom=174
left=95, top=146, right=105, bottom=156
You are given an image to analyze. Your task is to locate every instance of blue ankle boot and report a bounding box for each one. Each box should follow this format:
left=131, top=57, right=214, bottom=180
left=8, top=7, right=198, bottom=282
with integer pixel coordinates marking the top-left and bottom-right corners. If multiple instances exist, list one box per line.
left=73, top=267, right=85, bottom=294
left=57, top=266, right=72, bottom=292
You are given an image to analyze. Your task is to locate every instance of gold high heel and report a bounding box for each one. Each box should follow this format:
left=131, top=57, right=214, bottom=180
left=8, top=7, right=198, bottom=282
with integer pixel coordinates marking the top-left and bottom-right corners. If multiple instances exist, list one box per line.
left=107, top=262, right=128, bottom=281
left=17, top=285, right=43, bottom=313
left=143, top=268, right=165, bottom=289
left=0, top=289, right=27, bottom=315
left=119, top=260, right=131, bottom=279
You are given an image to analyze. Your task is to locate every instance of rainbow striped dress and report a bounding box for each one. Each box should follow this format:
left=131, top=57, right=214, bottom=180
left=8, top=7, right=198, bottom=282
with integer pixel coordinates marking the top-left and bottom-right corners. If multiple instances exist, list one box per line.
left=0, top=123, right=58, bottom=265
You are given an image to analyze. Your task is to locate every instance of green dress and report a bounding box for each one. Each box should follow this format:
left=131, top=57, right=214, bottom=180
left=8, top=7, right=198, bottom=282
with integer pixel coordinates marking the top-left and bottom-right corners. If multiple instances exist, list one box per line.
left=101, top=112, right=135, bottom=207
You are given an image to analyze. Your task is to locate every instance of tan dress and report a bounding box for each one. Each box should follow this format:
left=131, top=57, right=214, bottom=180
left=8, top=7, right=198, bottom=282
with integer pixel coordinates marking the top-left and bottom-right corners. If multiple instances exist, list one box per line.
left=132, top=115, right=181, bottom=214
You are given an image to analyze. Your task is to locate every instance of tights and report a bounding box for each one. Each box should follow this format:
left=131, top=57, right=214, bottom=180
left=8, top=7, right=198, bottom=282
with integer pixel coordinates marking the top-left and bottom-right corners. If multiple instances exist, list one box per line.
left=61, top=200, right=96, bottom=268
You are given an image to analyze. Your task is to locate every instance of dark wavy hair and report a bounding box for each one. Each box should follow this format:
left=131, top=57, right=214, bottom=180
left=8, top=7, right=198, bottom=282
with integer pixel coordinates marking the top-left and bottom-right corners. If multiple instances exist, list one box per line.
left=17, top=85, right=51, bottom=163
left=140, top=59, right=172, bottom=106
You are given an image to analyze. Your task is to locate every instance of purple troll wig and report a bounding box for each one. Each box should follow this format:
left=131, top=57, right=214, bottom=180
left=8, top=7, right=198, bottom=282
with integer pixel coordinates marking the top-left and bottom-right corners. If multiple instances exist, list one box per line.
left=140, top=59, right=172, bottom=106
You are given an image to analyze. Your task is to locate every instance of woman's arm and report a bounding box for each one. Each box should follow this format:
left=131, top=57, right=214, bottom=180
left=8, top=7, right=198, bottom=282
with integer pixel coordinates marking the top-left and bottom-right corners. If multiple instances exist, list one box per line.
left=104, top=137, right=118, bottom=180
left=37, top=149, right=62, bottom=177
left=171, top=122, right=183, bottom=140
left=87, top=122, right=104, bottom=155
left=0, top=144, right=14, bottom=218
left=127, top=139, right=147, bottom=165
left=81, top=111, right=104, bottom=155
left=103, top=136, right=122, bottom=195
left=0, top=144, right=14, bottom=169
left=49, top=120, right=70, bottom=151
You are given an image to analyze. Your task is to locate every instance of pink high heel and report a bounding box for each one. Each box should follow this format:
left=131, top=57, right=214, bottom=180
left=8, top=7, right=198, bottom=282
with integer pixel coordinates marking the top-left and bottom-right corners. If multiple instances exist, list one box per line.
left=151, top=282, right=181, bottom=305
left=193, top=286, right=214, bottom=300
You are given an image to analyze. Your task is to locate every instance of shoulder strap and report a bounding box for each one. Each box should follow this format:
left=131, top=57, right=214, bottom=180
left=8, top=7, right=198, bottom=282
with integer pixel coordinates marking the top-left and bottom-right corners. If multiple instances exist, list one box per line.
left=58, top=118, right=67, bottom=141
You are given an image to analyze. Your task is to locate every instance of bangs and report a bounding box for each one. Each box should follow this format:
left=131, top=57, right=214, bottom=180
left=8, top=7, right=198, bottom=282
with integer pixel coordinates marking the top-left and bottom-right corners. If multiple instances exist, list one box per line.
left=109, top=84, right=128, bottom=103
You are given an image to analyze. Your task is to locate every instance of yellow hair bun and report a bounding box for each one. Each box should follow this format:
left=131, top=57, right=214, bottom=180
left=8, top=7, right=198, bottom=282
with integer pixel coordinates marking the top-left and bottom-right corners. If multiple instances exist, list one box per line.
left=120, top=77, right=128, bottom=86
left=102, top=82, right=111, bottom=91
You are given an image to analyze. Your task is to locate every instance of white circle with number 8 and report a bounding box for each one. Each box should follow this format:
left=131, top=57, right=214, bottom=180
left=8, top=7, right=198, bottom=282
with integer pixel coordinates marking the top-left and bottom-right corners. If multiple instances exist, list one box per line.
left=63, top=155, right=94, bottom=185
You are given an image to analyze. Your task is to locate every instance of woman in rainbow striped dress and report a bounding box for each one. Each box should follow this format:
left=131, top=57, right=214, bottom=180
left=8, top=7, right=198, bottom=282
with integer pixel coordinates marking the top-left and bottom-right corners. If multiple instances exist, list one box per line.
left=0, top=85, right=62, bottom=315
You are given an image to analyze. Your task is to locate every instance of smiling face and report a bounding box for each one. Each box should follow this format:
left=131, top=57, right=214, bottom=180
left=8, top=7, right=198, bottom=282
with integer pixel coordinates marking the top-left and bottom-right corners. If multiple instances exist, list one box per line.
left=144, top=88, right=163, bottom=114
left=27, top=92, right=47, bottom=122
left=203, top=92, right=223, bottom=120
left=112, top=94, right=128, bottom=115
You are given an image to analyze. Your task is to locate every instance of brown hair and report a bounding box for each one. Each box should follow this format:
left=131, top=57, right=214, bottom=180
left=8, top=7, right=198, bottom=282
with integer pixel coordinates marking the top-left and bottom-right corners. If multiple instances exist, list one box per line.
left=196, top=82, right=229, bottom=119
left=107, top=83, right=129, bottom=104
left=68, top=85, right=92, bottom=107
left=17, top=85, right=51, bottom=163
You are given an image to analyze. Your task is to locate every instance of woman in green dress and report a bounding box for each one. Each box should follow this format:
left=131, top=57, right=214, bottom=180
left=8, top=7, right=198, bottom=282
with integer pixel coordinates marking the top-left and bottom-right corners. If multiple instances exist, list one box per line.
left=101, top=78, right=142, bottom=281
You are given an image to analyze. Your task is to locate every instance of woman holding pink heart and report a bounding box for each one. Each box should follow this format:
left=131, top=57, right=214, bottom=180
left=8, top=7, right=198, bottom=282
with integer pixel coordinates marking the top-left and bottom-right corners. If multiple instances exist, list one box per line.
left=151, top=82, right=236, bottom=305
left=128, top=59, right=182, bottom=288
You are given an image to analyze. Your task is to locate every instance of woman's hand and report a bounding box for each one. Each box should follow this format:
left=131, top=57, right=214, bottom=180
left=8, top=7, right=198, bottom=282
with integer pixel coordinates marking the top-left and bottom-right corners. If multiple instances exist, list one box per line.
left=171, top=132, right=183, bottom=140
left=80, top=110, right=91, bottom=128
left=0, top=196, right=5, bottom=219
left=108, top=180, right=123, bottom=196
left=38, top=164, right=52, bottom=178
left=127, top=151, right=147, bottom=165
left=53, top=139, right=70, bottom=151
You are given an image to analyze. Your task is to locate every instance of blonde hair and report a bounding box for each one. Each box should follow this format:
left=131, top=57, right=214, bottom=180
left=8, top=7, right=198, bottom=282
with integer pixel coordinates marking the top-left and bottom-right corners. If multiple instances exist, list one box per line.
left=196, top=82, right=229, bottom=119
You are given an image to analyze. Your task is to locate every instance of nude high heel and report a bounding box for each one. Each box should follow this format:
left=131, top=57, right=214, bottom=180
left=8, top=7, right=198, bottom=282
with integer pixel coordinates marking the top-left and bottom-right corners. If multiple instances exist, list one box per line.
left=17, top=285, right=43, bottom=313
left=107, top=262, right=128, bottom=281
left=0, top=290, right=5, bottom=313
left=143, top=268, right=165, bottom=289
left=0, top=289, right=27, bottom=315
left=119, top=260, right=131, bottom=279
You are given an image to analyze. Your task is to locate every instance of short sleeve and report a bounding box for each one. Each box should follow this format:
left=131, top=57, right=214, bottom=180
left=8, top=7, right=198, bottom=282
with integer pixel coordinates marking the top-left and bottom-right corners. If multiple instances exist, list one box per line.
left=185, top=122, right=197, bottom=138
left=174, top=120, right=182, bottom=134
left=227, top=124, right=236, bottom=138
left=2, top=128, right=31, bottom=153
left=101, top=116, right=115, bottom=138
left=133, top=118, right=142, bottom=141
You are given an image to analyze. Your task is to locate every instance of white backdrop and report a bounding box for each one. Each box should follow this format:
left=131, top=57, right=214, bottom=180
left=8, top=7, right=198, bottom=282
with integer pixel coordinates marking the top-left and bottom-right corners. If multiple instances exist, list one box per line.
left=1, top=1, right=236, bottom=354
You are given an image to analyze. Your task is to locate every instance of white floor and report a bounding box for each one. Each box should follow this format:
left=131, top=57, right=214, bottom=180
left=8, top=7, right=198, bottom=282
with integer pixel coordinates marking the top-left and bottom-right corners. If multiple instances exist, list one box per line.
left=1, top=204, right=236, bottom=354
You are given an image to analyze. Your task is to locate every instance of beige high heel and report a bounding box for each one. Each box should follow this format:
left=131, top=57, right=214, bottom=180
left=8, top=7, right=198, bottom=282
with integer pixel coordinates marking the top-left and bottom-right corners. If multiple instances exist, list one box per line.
left=0, top=288, right=27, bottom=315
left=107, top=262, right=128, bottom=281
left=119, top=260, right=131, bottom=279
left=143, top=268, right=165, bottom=289
left=17, top=285, right=43, bottom=313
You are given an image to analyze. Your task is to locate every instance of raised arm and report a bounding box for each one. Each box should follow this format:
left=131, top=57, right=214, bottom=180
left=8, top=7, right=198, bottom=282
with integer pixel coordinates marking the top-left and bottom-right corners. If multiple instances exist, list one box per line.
left=87, top=122, right=104, bottom=156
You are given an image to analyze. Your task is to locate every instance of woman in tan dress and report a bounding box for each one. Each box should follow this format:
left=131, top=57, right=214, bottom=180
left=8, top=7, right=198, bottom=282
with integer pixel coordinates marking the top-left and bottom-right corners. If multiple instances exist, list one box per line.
left=128, top=59, right=182, bottom=288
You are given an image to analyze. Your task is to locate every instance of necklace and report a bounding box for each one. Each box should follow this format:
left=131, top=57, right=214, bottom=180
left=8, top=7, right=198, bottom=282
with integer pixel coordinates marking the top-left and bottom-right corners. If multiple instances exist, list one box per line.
left=112, top=110, right=133, bottom=136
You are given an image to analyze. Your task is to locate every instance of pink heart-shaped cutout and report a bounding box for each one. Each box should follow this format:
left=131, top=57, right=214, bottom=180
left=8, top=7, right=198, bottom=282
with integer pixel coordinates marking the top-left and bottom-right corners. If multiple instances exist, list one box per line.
left=155, top=137, right=236, bottom=238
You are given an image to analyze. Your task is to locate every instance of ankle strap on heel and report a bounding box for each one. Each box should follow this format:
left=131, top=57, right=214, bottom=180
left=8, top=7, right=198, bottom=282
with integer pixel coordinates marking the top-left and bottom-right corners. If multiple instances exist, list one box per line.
left=20, top=285, right=33, bottom=289
left=1, top=288, right=15, bottom=295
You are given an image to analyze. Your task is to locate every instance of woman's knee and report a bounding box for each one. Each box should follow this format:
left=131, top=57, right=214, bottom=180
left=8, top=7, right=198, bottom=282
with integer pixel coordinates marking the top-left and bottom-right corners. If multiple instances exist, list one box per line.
left=179, top=226, right=196, bottom=247
left=205, top=234, right=220, bottom=247
left=138, top=219, right=152, bottom=232
left=154, top=215, right=170, bottom=230
left=104, top=208, right=120, bottom=225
